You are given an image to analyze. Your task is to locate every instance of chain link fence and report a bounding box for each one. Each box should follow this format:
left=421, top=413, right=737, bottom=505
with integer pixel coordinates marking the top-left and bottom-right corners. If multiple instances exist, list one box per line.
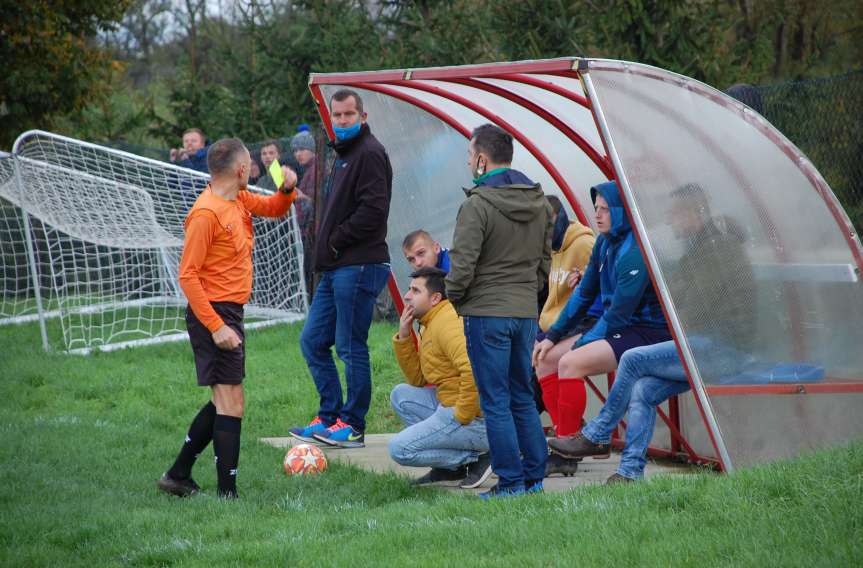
left=731, top=70, right=863, bottom=233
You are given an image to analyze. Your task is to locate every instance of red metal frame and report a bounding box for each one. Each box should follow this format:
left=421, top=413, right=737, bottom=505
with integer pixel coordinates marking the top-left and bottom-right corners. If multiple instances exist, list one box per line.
left=583, top=376, right=718, bottom=466
left=378, top=79, right=591, bottom=227
left=493, top=73, right=591, bottom=109
left=706, top=381, right=863, bottom=396
left=445, top=77, right=615, bottom=180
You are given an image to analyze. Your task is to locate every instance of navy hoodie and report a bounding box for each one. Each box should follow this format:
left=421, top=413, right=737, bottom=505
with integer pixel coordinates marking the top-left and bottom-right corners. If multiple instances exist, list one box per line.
left=547, top=181, right=667, bottom=347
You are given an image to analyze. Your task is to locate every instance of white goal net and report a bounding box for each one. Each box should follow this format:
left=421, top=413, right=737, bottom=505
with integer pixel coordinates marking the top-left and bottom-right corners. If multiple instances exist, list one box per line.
left=0, top=131, right=307, bottom=354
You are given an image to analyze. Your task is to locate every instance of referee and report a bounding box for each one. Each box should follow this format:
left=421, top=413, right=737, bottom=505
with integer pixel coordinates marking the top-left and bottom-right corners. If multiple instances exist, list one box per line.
left=157, top=138, right=296, bottom=499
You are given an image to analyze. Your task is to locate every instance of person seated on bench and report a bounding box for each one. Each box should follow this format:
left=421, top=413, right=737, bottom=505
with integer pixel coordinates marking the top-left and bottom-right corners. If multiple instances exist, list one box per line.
left=548, top=183, right=755, bottom=483
left=535, top=195, right=602, bottom=476
left=402, top=229, right=451, bottom=273
left=533, top=181, right=670, bottom=471
left=389, top=267, right=492, bottom=488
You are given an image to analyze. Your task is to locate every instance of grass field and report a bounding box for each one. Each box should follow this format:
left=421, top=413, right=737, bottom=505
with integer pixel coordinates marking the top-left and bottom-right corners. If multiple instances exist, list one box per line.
left=1, top=319, right=861, bottom=567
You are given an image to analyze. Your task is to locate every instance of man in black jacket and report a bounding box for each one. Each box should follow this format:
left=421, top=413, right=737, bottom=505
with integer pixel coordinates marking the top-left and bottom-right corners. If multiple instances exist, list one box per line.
left=290, top=89, right=393, bottom=448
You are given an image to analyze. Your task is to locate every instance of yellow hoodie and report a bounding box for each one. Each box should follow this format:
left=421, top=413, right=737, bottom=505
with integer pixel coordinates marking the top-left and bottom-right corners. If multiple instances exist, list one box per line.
left=538, top=220, right=596, bottom=332
left=392, top=299, right=481, bottom=425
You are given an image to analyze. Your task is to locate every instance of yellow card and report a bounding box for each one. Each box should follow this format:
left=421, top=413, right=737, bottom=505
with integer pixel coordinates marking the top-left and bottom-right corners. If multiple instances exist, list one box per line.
left=268, top=158, right=284, bottom=189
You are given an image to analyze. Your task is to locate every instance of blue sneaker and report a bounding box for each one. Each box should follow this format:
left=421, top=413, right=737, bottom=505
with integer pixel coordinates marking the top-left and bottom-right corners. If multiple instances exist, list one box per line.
left=288, top=416, right=329, bottom=444
left=478, top=484, right=526, bottom=500
left=525, top=480, right=544, bottom=494
left=312, top=419, right=365, bottom=448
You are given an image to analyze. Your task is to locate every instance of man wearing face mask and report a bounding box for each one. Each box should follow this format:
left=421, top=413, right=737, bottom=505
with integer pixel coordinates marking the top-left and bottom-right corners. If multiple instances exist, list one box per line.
left=158, top=138, right=297, bottom=499
left=446, top=124, right=554, bottom=498
left=290, top=89, right=393, bottom=448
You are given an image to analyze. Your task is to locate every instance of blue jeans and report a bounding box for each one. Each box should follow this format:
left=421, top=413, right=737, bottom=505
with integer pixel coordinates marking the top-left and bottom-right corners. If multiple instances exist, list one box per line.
left=300, top=263, right=390, bottom=431
left=581, top=340, right=691, bottom=479
left=463, top=316, right=547, bottom=490
left=388, top=384, right=489, bottom=470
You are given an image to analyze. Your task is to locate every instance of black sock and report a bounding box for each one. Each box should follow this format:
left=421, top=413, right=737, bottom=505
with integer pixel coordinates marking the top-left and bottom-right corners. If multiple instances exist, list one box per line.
left=167, top=401, right=216, bottom=480
left=213, top=414, right=242, bottom=498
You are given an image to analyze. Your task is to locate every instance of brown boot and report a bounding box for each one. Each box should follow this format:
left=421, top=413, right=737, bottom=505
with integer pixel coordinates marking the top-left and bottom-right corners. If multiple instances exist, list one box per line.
left=547, top=432, right=611, bottom=459
left=605, top=473, right=635, bottom=485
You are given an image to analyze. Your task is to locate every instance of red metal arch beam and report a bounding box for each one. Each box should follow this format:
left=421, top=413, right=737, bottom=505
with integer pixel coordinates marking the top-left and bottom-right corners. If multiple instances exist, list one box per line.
left=380, top=79, right=592, bottom=227
left=444, top=77, right=614, bottom=180
left=494, top=73, right=591, bottom=109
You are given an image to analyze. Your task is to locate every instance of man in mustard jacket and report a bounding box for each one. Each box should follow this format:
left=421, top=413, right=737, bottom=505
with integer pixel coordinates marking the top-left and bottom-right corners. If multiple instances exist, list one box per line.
left=389, top=267, right=492, bottom=488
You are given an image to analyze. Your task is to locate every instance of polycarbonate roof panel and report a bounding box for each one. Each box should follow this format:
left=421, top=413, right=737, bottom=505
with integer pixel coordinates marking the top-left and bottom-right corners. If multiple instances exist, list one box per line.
left=587, top=62, right=863, bottom=469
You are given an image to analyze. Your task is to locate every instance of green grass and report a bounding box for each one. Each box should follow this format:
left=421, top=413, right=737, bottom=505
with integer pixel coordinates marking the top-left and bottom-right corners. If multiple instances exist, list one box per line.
left=1, top=320, right=861, bottom=566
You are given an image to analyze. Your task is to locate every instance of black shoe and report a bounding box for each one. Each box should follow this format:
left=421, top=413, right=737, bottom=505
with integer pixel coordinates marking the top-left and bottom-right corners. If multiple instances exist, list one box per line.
left=156, top=473, right=200, bottom=497
left=460, top=453, right=493, bottom=489
left=411, top=466, right=467, bottom=486
left=545, top=453, right=580, bottom=477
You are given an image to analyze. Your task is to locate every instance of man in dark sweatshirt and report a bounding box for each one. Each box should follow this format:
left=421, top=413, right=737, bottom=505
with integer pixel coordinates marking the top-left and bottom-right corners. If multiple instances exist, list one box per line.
left=446, top=124, right=553, bottom=498
left=290, top=89, right=393, bottom=448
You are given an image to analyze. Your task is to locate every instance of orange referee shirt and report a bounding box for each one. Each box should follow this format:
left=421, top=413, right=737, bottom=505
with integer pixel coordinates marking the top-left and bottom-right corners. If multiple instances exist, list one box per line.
left=179, top=186, right=295, bottom=332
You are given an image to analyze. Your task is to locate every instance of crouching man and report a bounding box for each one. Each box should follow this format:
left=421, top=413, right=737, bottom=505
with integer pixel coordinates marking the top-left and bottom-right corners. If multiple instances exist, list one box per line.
left=389, top=267, right=492, bottom=488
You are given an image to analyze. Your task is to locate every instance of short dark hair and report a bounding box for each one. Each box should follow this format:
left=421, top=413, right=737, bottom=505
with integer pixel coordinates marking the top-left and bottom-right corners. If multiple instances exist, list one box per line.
left=670, top=182, right=711, bottom=217
left=261, top=140, right=281, bottom=152
left=330, top=89, right=364, bottom=113
left=402, top=229, right=434, bottom=250
left=410, top=267, right=447, bottom=300
left=207, top=138, right=248, bottom=177
left=545, top=195, right=564, bottom=215
left=471, top=124, right=513, bottom=164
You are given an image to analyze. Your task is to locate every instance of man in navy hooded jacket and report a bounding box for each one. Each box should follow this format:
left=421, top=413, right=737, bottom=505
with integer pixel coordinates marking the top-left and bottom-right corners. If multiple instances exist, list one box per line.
left=533, top=181, right=670, bottom=451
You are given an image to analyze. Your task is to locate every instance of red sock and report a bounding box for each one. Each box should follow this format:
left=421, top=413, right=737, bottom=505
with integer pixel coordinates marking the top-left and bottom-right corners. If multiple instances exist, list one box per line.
left=538, top=373, right=560, bottom=428
left=557, top=377, right=587, bottom=437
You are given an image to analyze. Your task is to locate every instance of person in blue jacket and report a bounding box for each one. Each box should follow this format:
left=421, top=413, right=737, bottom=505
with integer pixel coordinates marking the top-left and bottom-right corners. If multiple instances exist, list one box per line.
left=532, top=180, right=670, bottom=443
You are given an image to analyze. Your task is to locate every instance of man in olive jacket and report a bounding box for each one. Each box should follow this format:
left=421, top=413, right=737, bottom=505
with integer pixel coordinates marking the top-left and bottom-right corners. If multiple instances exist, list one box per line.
left=446, top=124, right=553, bottom=498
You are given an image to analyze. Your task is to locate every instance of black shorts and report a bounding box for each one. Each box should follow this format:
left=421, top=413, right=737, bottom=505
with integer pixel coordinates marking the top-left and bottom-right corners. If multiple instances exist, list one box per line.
left=186, top=302, right=245, bottom=386
left=604, top=325, right=672, bottom=363
left=536, top=317, right=598, bottom=343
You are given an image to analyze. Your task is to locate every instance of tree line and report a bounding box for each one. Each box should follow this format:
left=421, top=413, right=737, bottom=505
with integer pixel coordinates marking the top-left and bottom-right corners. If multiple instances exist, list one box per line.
left=2, top=0, right=861, bottom=150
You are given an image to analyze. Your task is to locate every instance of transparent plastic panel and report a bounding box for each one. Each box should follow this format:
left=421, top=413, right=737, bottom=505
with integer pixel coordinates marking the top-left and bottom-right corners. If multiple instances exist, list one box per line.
left=423, top=80, right=606, bottom=224
left=589, top=64, right=863, bottom=467
left=319, top=84, right=606, bottom=289
left=475, top=78, right=606, bottom=154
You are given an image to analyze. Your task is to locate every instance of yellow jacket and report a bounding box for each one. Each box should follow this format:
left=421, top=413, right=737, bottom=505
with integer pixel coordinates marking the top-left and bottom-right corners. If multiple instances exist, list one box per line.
left=538, top=220, right=596, bottom=331
left=392, top=299, right=481, bottom=425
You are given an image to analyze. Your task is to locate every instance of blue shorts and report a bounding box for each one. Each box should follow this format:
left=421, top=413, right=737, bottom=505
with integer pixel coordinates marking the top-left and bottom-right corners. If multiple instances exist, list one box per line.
left=603, top=325, right=673, bottom=362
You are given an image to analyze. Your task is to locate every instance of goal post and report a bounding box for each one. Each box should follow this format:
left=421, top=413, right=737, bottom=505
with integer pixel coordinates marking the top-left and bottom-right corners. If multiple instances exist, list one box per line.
left=0, top=130, right=308, bottom=354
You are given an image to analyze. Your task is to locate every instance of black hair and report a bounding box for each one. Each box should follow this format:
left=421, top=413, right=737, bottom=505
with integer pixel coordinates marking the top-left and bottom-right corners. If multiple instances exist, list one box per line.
left=471, top=123, right=513, bottom=164
left=545, top=195, right=564, bottom=214
left=330, top=89, right=364, bottom=113
left=410, top=266, right=447, bottom=300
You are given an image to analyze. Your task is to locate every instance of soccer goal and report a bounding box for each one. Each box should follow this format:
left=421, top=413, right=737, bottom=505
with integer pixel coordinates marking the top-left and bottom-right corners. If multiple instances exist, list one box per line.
left=0, top=130, right=307, bottom=354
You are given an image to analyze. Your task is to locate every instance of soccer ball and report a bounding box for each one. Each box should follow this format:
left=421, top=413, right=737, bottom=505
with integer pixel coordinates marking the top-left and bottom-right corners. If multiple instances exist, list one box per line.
left=283, top=443, right=328, bottom=475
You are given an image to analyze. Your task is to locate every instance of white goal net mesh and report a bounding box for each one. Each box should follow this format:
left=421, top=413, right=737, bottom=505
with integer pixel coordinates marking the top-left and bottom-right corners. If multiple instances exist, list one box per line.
left=0, top=131, right=307, bottom=354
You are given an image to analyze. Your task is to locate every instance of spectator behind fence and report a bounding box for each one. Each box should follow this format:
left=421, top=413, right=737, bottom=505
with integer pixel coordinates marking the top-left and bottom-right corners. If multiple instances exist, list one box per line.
left=289, top=89, right=393, bottom=448
left=291, top=129, right=318, bottom=299
left=532, top=181, right=670, bottom=454
left=548, top=183, right=755, bottom=484
left=402, top=229, right=451, bottom=273
left=389, top=267, right=492, bottom=488
left=446, top=123, right=553, bottom=499
left=255, top=140, right=282, bottom=192
left=170, top=128, right=209, bottom=173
